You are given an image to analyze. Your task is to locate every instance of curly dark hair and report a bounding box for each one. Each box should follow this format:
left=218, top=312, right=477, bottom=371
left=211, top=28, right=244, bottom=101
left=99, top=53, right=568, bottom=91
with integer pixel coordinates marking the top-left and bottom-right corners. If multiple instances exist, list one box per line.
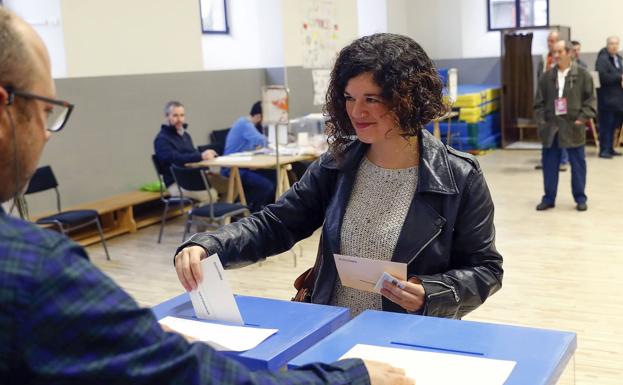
left=324, top=33, right=448, bottom=158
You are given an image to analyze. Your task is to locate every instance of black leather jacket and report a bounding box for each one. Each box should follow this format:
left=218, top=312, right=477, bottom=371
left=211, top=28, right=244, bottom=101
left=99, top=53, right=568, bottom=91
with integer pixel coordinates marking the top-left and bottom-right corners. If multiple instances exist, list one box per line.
left=178, top=130, right=503, bottom=319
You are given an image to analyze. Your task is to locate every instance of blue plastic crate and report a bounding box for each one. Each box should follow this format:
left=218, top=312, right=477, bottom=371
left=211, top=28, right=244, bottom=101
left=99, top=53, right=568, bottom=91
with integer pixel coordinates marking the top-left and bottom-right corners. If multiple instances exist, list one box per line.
left=425, top=112, right=501, bottom=140
left=447, top=133, right=501, bottom=151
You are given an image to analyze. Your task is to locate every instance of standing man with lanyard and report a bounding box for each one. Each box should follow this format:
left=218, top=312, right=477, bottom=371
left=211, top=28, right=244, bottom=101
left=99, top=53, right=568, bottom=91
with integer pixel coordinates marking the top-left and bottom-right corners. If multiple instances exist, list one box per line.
left=534, top=40, right=596, bottom=212
left=595, top=36, right=623, bottom=158
left=537, top=30, right=569, bottom=171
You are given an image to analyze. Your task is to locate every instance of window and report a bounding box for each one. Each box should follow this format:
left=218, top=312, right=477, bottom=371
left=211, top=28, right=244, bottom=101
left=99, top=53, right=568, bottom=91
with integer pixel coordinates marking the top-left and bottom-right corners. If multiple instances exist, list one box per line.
left=488, top=0, right=549, bottom=31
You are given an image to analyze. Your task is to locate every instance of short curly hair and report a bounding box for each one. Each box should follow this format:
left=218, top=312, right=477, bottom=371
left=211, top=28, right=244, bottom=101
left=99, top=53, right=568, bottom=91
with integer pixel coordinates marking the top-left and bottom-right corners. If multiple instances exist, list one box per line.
left=324, top=33, right=447, bottom=158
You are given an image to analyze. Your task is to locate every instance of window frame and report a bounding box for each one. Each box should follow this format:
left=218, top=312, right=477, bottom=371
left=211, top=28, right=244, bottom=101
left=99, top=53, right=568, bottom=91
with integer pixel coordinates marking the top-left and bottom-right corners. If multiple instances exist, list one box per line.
left=487, top=0, right=550, bottom=31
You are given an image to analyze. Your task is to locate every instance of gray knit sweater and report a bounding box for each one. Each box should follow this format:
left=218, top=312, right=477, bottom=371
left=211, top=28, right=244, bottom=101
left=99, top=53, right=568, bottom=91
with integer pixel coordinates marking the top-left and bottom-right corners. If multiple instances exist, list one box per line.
left=330, top=156, right=418, bottom=317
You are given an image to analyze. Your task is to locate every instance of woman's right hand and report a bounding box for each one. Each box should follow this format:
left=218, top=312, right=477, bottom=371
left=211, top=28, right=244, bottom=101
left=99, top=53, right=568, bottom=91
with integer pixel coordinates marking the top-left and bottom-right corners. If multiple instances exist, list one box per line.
left=174, top=246, right=207, bottom=291
left=363, top=360, right=414, bottom=385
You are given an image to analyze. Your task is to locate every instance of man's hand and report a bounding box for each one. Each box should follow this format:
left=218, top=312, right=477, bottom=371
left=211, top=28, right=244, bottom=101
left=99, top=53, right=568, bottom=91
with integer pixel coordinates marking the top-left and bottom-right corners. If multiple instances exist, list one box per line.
left=174, top=245, right=207, bottom=291
left=380, top=277, right=425, bottom=313
left=363, top=360, right=414, bottom=385
left=201, top=149, right=218, bottom=160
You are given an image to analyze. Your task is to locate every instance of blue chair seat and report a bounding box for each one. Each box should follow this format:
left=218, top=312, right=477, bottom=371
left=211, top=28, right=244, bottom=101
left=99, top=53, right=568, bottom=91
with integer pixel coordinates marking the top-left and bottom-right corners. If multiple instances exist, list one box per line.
left=37, top=209, right=99, bottom=225
left=167, top=196, right=194, bottom=205
left=192, top=203, right=247, bottom=218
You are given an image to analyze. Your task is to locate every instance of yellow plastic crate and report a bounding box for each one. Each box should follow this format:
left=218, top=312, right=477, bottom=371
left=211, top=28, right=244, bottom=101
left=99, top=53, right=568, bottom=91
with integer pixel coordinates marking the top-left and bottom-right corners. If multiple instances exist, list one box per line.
left=454, top=87, right=501, bottom=108
left=458, top=100, right=500, bottom=123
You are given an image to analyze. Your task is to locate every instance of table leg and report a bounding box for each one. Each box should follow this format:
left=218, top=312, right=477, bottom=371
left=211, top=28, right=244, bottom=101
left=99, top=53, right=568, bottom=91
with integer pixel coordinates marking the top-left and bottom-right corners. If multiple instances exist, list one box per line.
left=232, top=167, right=247, bottom=206
left=433, top=120, right=441, bottom=139
left=276, top=166, right=291, bottom=200
left=226, top=168, right=236, bottom=203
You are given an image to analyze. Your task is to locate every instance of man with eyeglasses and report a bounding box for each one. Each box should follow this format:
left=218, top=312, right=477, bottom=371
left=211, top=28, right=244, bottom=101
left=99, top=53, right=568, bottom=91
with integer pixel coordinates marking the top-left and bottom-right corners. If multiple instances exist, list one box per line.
left=0, top=8, right=410, bottom=385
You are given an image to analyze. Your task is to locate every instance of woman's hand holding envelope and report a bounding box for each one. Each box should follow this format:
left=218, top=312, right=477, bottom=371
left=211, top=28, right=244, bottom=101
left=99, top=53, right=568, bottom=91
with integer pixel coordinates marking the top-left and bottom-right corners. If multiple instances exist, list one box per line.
left=175, top=245, right=207, bottom=291
left=380, top=276, right=425, bottom=313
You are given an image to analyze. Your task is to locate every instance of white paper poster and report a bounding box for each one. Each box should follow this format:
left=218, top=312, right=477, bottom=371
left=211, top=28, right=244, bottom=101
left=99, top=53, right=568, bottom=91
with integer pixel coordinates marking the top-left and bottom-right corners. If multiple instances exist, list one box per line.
left=301, top=0, right=339, bottom=69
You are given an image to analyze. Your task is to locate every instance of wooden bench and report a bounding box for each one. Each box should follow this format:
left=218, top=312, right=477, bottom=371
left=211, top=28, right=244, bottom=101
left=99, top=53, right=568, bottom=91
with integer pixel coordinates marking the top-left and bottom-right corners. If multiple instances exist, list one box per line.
left=32, top=191, right=187, bottom=247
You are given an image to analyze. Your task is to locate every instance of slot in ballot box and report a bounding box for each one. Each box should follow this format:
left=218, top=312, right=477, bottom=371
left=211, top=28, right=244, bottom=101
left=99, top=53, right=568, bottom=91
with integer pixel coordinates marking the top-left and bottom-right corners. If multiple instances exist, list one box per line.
left=152, top=293, right=350, bottom=371
left=289, top=310, right=576, bottom=385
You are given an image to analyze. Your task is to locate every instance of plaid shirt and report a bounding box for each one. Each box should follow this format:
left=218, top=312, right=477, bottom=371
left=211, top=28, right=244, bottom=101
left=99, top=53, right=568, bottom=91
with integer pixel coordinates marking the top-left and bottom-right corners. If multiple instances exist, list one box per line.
left=0, top=208, right=369, bottom=385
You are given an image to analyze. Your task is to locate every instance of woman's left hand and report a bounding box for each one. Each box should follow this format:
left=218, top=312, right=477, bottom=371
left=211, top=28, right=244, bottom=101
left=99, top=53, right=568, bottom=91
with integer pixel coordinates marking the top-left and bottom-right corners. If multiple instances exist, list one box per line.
left=380, top=277, right=425, bottom=312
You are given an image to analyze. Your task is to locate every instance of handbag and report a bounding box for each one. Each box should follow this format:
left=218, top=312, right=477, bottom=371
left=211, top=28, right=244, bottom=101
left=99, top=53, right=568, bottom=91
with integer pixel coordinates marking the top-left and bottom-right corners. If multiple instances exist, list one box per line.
left=292, top=236, right=323, bottom=303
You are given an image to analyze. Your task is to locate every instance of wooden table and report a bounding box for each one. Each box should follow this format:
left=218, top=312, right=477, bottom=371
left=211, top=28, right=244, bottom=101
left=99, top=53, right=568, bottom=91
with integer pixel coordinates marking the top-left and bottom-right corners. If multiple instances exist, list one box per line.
left=187, top=153, right=317, bottom=205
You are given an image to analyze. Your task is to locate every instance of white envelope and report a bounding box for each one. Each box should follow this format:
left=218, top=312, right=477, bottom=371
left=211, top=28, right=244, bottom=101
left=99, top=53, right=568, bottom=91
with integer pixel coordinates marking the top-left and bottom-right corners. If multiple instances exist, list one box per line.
left=189, top=254, right=244, bottom=325
left=333, top=254, right=407, bottom=293
left=159, top=316, right=277, bottom=351
left=341, top=344, right=516, bottom=385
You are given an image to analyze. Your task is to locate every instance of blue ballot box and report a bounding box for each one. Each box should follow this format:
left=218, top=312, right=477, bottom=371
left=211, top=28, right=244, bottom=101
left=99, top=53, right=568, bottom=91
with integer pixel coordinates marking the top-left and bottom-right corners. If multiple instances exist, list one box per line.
left=289, top=310, right=576, bottom=385
left=152, top=293, right=350, bottom=371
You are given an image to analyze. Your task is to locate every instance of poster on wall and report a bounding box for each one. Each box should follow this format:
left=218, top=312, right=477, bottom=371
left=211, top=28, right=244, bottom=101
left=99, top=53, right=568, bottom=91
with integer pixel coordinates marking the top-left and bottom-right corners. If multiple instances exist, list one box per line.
left=199, top=0, right=229, bottom=34
left=301, top=0, right=339, bottom=69
left=312, top=69, right=331, bottom=106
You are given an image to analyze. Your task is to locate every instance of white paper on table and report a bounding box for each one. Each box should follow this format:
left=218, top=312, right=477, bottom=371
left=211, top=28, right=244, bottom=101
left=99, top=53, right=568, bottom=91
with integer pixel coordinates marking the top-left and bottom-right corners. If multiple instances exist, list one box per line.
left=333, top=254, right=406, bottom=293
left=189, top=254, right=243, bottom=325
left=341, top=344, right=516, bottom=385
left=159, top=316, right=278, bottom=351
left=213, top=156, right=253, bottom=163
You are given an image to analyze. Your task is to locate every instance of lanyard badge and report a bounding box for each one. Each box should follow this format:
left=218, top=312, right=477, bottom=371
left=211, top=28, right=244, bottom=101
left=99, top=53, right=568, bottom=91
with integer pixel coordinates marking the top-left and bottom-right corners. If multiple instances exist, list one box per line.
left=554, top=97, right=568, bottom=116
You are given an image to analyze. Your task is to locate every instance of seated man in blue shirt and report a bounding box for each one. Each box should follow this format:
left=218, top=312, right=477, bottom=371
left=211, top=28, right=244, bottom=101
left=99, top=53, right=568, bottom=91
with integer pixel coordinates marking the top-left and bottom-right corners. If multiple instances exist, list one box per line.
left=0, top=9, right=410, bottom=385
left=223, top=101, right=276, bottom=212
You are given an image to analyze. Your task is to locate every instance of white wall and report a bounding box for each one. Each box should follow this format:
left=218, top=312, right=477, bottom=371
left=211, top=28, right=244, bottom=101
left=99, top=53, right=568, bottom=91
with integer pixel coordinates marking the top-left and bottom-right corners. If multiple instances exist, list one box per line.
left=357, top=0, right=387, bottom=37
left=202, top=0, right=284, bottom=70
left=406, top=0, right=499, bottom=60
left=61, top=0, right=204, bottom=78
left=386, top=0, right=407, bottom=35
left=4, top=0, right=67, bottom=78
left=550, top=0, right=623, bottom=53
left=406, top=0, right=462, bottom=59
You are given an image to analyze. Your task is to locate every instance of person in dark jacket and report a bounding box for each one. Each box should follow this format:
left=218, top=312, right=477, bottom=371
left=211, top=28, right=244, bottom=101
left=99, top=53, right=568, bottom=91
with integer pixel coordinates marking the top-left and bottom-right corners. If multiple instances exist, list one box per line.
left=595, top=36, right=623, bottom=158
left=154, top=101, right=222, bottom=202
left=534, top=40, right=596, bottom=212
left=174, top=33, right=503, bottom=319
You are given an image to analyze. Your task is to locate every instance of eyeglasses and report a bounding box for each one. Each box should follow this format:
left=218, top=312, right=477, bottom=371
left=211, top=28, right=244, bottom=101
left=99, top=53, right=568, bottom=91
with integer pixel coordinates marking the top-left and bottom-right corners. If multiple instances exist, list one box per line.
left=5, top=86, right=74, bottom=132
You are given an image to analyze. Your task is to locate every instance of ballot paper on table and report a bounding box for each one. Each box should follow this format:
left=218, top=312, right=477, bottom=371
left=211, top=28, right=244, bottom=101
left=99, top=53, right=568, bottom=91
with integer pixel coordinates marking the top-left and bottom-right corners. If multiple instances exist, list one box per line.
left=212, top=155, right=253, bottom=163
left=189, top=254, right=243, bottom=325
left=159, top=316, right=278, bottom=351
left=341, top=344, right=516, bottom=385
left=333, top=254, right=406, bottom=293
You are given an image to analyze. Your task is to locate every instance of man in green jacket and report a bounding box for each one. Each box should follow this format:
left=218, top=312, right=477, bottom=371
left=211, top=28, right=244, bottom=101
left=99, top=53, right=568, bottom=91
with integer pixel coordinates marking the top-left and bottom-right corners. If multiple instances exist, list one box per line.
left=534, top=40, right=596, bottom=211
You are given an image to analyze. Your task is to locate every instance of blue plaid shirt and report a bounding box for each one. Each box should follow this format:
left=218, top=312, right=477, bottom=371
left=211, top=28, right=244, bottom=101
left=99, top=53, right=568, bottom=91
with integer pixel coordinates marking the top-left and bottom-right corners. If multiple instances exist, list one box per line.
left=0, top=208, right=369, bottom=385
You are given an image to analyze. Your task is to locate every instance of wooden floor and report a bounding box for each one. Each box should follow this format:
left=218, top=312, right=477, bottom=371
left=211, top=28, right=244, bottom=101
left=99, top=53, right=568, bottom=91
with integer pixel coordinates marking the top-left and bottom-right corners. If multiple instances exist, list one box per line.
left=85, top=147, right=623, bottom=385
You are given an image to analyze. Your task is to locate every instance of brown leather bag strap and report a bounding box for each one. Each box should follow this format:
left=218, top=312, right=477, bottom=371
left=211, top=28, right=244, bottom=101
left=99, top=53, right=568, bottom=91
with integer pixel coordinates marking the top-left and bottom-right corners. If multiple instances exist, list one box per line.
left=292, top=234, right=324, bottom=302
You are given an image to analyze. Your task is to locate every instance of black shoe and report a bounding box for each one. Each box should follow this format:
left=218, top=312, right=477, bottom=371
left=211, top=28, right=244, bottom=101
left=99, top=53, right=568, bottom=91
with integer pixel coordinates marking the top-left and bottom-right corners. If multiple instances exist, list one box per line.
left=576, top=202, right=588, bottom=211
left=599, top=152, right=613, bottom=159
left=536, top=202, right=555, bottom=211
left=610, top=150, right=622, bottom=156
left=534, top=164, right=543, bottom=170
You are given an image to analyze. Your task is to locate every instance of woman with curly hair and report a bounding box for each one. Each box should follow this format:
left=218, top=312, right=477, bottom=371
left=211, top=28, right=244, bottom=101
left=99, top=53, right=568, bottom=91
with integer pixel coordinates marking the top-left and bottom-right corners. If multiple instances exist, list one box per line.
left=174, top=33, right=503, bottom=319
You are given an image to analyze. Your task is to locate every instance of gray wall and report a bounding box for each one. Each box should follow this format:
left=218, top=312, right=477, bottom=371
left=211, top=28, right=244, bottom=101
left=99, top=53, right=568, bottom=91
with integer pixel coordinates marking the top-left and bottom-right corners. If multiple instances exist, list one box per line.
left=434, top=57, right=502, bottom=85
left=284, top=66, right=323, bottom=118
left=27, top=69, right=265, bottom=215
